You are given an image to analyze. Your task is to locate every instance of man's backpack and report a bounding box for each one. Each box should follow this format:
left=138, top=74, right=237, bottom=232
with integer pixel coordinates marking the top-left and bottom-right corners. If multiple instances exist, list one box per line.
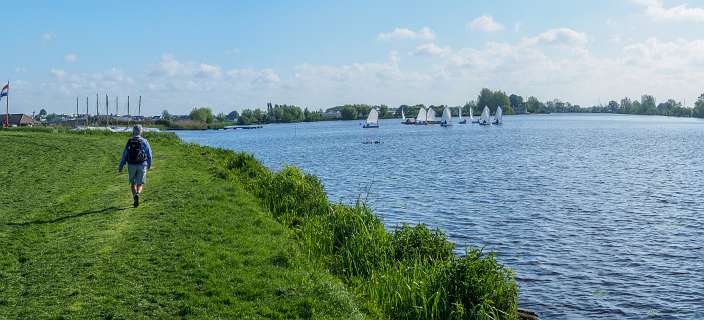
left=126, top=137, right=147, bottom=164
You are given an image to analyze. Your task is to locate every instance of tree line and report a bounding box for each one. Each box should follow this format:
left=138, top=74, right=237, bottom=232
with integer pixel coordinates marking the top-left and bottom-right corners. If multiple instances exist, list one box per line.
left=158, top=89, right=704, bottom=128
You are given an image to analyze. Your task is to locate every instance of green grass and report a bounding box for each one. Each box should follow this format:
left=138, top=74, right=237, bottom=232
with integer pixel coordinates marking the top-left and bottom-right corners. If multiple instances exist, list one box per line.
left=0, top=129, right=520, bottom=320
left=0, top=130, right=362, bottom=319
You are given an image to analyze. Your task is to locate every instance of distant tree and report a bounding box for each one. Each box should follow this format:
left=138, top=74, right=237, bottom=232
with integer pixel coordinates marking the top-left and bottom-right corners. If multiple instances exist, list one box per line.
left=606, top=100, right=619, bottom=113
left=525, top=96, right=545, bottom=113
left=189, top=107, right=214, bottom=123
left=509, top=94, right=525, bottom=113
left=477, top=88, right=512, bottom=114
left=215, top=112, right=226, bottom=122
left=39, top=109, right=48, bottom=117
left=619, top=98, right=632, bottom=114
left=640, top=95, right=657, bottom=115
left=693, top=93, right=704, bottom=118
left=161, top=110, right=173, bottom=121
left=226, top=110, right=239, bottom=120
left=340, top=105, right=358, bottom=120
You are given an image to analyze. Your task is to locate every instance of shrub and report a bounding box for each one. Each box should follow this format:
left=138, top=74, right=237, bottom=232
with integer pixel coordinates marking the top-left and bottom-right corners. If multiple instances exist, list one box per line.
left=435, top=249, right=519, bottom=320
left=393, top=224, right=454, bottom=263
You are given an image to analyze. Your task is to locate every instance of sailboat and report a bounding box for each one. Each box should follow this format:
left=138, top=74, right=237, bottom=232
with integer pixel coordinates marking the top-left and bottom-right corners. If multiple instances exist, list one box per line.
left=458, top=107, right=467, bottom=124
left=479, top=106, right=491, bottom=126
left=363, top=108, right=380, bottom=128
left=470, top=107, right=478, bottom=123
left=441, top=107, right=452, bottom=127
left=402, top=107, right=415, bottom=124
left=493, top=106, right=503, bottom=125
left=426, top=107, right=439, bottom=124
left=415, top=107, right=428, bottom=125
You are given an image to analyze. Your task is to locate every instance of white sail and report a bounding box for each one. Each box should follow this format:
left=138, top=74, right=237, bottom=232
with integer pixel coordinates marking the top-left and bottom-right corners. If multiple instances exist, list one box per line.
left=480, top=106, right=491, bottom=124
left=441, top=107, right=452, bottom=125
left=426, top=108, right=437, bottom=122
left=495, top=106, right=503, bottom=124
left=401, top=107, right=406, bottom=121
left=458, top=107, right=463, bottom=121
left=469, top=107, right=474, bottom=121
left=416, top=108, right=427, bottom=122
left=366, top=108, right=379, bottom=125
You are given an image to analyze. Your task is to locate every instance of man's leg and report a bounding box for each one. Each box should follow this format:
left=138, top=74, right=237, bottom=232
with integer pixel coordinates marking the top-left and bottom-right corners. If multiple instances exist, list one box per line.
left=136, top=184, right=144, bottom=194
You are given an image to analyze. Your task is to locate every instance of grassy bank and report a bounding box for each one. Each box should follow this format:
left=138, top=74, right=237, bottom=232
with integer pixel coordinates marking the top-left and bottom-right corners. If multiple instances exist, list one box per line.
left=0, top=130, right=361, bottom=319
left=0, top=129, right=519, bottom=319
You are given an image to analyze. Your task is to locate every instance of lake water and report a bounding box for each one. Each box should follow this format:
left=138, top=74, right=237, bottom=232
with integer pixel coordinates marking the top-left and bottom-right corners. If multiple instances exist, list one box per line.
left=177, top=114, right=704, bottom=319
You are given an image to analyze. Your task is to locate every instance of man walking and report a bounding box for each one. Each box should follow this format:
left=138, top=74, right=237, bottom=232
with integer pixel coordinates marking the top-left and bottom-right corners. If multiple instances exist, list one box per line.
left=118, top=125, right=153, bottom=207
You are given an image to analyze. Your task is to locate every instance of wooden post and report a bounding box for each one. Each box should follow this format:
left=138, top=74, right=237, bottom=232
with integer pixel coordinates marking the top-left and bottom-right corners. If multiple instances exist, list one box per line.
left=96, top=93, right=99, bottom=126
left=5, top=81, right=9, bottom=128
left=105, top=94, right=109, bottom=127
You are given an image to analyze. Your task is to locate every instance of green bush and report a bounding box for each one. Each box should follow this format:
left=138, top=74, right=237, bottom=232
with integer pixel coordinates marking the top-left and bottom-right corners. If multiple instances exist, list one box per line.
left=265, top=167, right=329, bottom=226
left=435, top=250, right=519, bottom=320
left=393, top=224, right=455, bottom=263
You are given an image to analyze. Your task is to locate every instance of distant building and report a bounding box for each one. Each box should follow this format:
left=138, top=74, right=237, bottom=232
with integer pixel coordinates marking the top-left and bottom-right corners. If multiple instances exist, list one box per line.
left=4, top=114, right=34, bottom=127
left=323, top=110, right=342, bottom=119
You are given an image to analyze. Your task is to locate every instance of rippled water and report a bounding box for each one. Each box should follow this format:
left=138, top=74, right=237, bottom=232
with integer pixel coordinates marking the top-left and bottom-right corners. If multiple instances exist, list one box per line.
left=177, top=114, right=704, bottom=319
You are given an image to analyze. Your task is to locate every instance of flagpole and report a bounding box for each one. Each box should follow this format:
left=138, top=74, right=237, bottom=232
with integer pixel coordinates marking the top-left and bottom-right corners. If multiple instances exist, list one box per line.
left=5, top=81, right=9, bottom=128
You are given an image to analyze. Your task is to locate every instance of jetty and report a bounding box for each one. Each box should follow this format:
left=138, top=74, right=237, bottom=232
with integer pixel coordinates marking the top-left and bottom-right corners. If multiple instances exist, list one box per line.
left=222, top=125, right=263, bottom=130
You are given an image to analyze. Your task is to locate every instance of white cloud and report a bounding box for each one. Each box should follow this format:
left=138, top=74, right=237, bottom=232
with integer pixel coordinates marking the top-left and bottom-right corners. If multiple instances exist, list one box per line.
left=467, top=15, right=505, bottom=32
left=16, top=24, right=704, bottom=116
left=196, top=63, right=222, bottom=78
left=149, top=54, right=188, bottom=77
left=412, top=43, right=452, bottom=57
left=632, top=0, right=704, bottom=22
left=50, top=69, right=66, bottom=78
left=42, top=32, right=55, bottom=41
left=522, top=28, right=588, bottom=47
left=377, top=27, right=435, bottom=40
left=64, top=53, right=78, bottom=63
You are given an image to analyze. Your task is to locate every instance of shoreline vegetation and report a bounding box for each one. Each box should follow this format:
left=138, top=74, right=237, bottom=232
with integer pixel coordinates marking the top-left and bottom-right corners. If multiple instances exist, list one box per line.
left=33, top=88, right=704, bottom=130
left=0, top=128, right=526, bottom=319
left=167, top=88, right=704, bottom=129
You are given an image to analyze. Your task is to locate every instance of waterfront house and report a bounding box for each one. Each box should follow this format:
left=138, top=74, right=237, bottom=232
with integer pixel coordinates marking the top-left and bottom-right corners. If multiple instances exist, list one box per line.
left=5, top=114, right=34, bottom=127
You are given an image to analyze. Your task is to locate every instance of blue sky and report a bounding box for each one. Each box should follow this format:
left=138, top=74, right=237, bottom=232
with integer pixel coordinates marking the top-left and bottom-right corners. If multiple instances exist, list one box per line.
left=5, top=0, right=704, bottom=115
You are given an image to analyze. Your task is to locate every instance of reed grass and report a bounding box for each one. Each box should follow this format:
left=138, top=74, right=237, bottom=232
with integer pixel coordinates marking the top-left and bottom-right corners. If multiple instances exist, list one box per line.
left=224, top=152, right=519, bottom=320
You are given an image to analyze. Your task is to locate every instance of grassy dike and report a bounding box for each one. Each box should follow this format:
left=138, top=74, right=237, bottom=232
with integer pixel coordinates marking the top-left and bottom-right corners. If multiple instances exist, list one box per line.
left=0, top=129, right=519, bottom=319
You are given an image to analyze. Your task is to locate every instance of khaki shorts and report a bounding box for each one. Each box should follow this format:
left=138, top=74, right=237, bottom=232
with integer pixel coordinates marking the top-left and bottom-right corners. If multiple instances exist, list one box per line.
left=127, top=164, right=148, bottom=185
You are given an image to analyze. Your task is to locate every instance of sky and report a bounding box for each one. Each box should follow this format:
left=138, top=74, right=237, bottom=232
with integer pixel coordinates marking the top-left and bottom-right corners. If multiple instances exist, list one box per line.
left=4, top=0, right=704, bottom=115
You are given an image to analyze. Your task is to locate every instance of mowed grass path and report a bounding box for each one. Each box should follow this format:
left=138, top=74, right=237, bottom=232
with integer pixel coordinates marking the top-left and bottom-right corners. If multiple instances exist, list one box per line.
left=0, top=131, right=362, bottom=319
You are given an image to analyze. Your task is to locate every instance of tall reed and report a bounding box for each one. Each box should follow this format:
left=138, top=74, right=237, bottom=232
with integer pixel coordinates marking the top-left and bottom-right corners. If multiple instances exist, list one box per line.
left=223, top=152, right=519, bottom=320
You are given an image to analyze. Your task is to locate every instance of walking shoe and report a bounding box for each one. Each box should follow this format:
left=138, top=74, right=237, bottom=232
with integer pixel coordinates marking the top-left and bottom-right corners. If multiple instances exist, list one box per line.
left=133, top=194, right=140, bottom=208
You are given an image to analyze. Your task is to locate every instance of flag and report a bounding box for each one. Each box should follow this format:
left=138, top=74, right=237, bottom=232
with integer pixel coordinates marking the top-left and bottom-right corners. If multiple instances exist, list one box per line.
left=0, top=83, right=8, bottom=99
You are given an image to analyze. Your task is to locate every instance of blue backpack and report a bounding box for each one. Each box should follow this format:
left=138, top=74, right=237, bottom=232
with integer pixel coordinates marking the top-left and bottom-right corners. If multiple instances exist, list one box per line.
left=126, top=137, right=147, bottom=164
